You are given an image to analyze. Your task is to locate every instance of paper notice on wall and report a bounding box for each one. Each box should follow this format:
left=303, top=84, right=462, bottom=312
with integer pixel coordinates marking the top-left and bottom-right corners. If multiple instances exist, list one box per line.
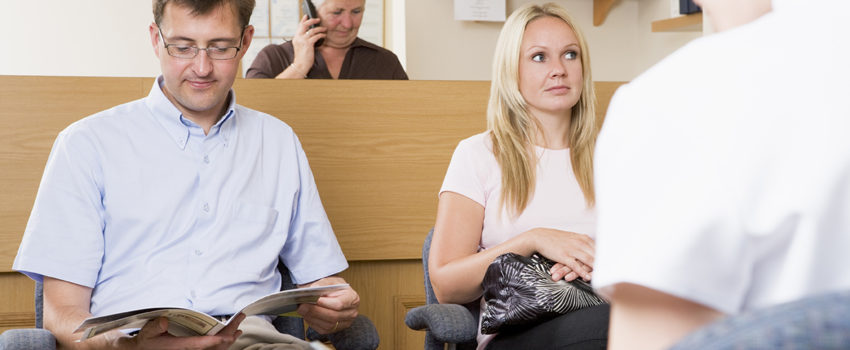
left=359, top=0, right=384, bottom=46
left=271, top=0, right=300, bottom=38
left=454, top=0, right=505, bottom=22
left=250, top=1, right=270, bottom=37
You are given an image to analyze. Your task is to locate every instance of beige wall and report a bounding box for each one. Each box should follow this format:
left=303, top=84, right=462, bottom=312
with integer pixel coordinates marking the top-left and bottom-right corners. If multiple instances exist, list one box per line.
left=404, top=0, right=701, bottom=81
left=2, top=0, right=700, bottom=81
left=636, top=0, right=703, bottom=77
left=405, top=0, right=639, bottom=81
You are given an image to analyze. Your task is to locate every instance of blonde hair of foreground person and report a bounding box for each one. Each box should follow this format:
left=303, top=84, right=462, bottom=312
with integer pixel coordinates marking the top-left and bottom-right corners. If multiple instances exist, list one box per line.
left=488, top=2, right=598, bottom=214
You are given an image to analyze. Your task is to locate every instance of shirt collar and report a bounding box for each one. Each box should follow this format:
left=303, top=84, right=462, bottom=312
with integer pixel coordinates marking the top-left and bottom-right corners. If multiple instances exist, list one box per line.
left=349, top=37, right=381, bottom=51
left=145, top=76, right=237, bottom=149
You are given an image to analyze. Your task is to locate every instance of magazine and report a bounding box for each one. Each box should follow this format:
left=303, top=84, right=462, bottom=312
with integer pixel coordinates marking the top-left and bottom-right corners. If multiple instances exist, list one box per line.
left=74, top=284, right=348, bottom=340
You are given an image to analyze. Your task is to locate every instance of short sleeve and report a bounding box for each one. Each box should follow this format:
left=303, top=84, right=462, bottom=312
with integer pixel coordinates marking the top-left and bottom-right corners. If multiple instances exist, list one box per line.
left=439, top=135, right=490, bottom=207
left=592, top=81, right=754, bottom=314
left=279, top=134, right=348, bottom=284
left=13, top=124, right=106, bottom=287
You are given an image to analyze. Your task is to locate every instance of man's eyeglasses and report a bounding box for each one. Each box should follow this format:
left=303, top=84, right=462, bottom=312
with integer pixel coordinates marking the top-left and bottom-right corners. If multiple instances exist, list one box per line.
left=157, top=27, right=245, bottom=60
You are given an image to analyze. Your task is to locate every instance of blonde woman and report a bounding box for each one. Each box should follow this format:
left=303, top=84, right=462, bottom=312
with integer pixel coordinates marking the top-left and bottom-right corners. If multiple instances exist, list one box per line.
left=429, top=3, right=608, bottom=349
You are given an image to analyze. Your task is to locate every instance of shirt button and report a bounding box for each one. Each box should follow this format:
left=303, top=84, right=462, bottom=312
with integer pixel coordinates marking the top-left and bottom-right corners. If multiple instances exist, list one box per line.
left=190, top=290, right=197, bottom=298
left=203, top=155, right=210, bottom=164
left=195, top=249, right=203, bottom=256
left=203, top=203, right=210, bottom=212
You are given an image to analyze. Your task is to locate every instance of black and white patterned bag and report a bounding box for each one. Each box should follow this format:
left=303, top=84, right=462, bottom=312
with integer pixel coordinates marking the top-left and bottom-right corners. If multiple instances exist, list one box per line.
left=480, top=252, right=607, bottom=334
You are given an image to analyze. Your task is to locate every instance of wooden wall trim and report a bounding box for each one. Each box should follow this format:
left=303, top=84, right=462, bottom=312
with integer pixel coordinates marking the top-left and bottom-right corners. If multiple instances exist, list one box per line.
left=0, top=312, right=35, bottom=329
left=394, top=295, right=427, bottom=350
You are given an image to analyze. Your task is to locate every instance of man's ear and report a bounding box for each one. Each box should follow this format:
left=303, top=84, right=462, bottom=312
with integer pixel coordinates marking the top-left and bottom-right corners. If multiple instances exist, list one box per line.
left=149, top=23, right=161, bottom=57
left=237, top=25, right=255, bottom=60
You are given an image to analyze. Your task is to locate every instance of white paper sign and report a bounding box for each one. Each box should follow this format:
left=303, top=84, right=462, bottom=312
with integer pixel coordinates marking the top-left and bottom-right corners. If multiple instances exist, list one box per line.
left=271, top=0, right=300, bottom=38
left=250, top=1, right=270, bottom=37
left=454, top=0, right=505, bottom=22
left=359, top=0, right=384, bottom=46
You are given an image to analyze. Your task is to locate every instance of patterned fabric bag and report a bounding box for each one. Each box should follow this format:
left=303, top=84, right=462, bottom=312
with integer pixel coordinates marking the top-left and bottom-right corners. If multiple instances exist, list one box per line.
left=480, top=252, right=607, bottom=334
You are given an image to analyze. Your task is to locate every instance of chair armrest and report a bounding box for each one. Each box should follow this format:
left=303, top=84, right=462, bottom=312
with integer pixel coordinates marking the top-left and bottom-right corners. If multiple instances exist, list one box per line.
left=306, top=314, right=379, bottom=350
left=0, top=329, right=57, bottom=350
left=404, top=304, right=478, bottom=343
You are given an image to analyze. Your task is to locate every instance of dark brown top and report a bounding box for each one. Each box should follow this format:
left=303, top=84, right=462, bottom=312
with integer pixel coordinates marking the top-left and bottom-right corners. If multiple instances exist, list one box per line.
left=245, top=38, right=408, bottom=80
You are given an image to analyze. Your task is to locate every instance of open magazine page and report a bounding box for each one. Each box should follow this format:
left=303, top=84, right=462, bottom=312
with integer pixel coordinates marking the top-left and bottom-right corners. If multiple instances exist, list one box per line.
left=239, top=284, right=349, bottom=316
left=75, top=308, right=221, bottom=341
left=74, top=283, right=350, bottom=341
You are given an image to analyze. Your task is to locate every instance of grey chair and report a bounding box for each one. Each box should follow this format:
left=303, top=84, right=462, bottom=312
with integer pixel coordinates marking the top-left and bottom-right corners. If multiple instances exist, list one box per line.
left=0, top=263, right=379, bottom=350
left=404, top=228, right=479, bottom=350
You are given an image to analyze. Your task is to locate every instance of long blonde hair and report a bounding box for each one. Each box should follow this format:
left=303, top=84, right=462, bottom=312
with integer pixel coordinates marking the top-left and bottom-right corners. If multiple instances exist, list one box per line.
left=488, top=2, right=598, bottom=215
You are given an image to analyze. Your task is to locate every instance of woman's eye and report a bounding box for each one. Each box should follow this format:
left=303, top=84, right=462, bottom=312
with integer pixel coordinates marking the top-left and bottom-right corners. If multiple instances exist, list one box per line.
left=565, top=51, right=578, bottom=60
left=532, top=53, right=544, bottom=62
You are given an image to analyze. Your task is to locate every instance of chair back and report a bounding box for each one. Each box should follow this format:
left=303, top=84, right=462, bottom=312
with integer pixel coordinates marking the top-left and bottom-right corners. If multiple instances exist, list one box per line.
left=422, top=228, right=479, bottom=350
left=422, top=229, right=438, bottom=305
left=35, top=281, right=44, bottom=329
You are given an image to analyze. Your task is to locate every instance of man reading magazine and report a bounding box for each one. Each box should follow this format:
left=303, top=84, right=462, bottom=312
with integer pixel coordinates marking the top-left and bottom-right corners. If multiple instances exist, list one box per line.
left=12, top=0, right=359, bottom=349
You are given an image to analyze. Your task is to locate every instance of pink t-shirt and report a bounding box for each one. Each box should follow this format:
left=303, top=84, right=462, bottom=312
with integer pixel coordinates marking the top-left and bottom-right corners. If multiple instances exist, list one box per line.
left=439, top=131, right=596, bottom=348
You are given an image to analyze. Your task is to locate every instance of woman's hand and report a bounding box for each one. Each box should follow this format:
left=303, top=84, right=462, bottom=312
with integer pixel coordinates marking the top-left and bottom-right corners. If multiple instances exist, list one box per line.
left=549, top=261, right=593, bottom=282
left=277, top=15, right=326, bottom=79
left=526, top=228, right=595, bottom=281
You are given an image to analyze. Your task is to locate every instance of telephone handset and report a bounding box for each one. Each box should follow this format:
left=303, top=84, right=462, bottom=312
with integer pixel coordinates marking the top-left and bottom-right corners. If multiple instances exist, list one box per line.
left=301, top=0, right=324, bottom=47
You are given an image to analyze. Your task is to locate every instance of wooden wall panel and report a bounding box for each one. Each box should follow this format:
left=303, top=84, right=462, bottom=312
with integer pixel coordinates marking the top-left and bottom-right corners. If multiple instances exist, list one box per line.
left=1, top=77, right=624, bottom=269
left=233, top=79, right=490, bottom=261
left=338, top=260, right=426, bottom=350
left=0, top=272, right=36, bottom=333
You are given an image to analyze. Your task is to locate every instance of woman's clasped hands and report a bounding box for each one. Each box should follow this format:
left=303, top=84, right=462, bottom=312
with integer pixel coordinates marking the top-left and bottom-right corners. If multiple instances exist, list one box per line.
left=525, top=227, right=595, bottom=282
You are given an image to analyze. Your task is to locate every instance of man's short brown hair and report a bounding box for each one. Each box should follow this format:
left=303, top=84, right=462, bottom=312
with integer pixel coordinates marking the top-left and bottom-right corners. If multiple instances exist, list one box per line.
left=153, top=0, right=255, bottom=29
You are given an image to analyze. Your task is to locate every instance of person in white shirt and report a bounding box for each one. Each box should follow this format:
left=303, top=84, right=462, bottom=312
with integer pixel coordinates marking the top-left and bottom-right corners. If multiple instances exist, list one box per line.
left=429, top=3, right=608, bottom=349
left=593, top=0, right=850, bottom=349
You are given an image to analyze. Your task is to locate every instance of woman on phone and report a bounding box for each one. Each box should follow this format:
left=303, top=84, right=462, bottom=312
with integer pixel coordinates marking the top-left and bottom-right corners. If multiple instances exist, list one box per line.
left=429, top=3, right=608, bottom=349
left=246, top=0, right=407, bottom=80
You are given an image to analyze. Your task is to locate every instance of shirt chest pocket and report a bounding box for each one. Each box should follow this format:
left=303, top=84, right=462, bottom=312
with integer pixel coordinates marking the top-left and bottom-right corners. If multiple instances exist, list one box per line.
left=217, top=201, right=286, bottom=276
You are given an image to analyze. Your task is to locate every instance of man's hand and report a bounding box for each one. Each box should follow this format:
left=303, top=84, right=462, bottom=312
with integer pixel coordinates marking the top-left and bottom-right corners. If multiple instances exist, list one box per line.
left=297, top=276, right=360, bottom=334
left=118, top=313, right=245, bottom=350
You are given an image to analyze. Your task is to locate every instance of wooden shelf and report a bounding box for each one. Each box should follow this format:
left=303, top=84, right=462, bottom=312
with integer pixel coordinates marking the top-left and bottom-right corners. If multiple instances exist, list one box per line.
left=651, top=12, right=702, bottom=32
left=594, top=0, right=619, bottom=26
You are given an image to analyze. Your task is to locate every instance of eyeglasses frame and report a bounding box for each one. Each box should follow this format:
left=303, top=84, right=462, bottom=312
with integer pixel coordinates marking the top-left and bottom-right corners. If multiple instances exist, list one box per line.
left=156, top=26, right=247, bottom=60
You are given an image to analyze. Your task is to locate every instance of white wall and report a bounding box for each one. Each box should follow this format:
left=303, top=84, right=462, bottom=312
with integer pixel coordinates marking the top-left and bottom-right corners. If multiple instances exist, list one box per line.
left=0, top=0, right=700, bottom=81
left=1, top=1, right=161, bottom=77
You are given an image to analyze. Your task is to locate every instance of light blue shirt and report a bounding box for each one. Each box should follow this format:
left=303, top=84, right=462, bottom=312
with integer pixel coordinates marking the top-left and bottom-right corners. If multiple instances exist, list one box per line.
left=13, top=77, right=348, bottom=317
